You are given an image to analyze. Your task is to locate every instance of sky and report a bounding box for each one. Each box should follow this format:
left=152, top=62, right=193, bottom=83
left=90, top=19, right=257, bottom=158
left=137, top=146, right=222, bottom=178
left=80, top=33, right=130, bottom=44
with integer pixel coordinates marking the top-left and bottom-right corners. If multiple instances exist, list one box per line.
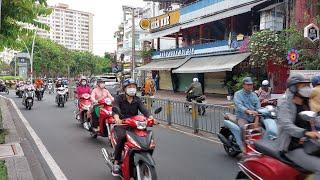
left=47, top=0, right=146, bottom=56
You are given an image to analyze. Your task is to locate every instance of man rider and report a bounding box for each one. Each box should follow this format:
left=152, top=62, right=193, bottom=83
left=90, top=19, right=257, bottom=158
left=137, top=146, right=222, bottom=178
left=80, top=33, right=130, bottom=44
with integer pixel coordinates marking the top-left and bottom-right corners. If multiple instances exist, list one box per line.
left=55, top=78, right=63, bottom=88
left=277, top=73, right=320, bottom=178
left=186, top=78, right=203, bottom=102
left=111, top=78, right=153, bottom=176
left=89, top=79, right=114, bottom=132
left=0, top=79, right=5, bottom=91
left=233, top=77, right=261, bottom=151
left=256, top=80, right=272, bottom=104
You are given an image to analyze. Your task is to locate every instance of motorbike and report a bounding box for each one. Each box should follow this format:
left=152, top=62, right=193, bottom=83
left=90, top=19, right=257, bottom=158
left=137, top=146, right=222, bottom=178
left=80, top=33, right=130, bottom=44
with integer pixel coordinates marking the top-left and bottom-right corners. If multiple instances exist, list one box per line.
left=64, top=85, right=69, bottom=101
left=0, top=84, right=9, bottom=95
left=218, top=105, right=278, bottom=157
left=22, top=88, right=35, bottom=110
left=16, top=84, right=24, bottom=98
left=76, top=93, right=92, bottom=124
left=236, top=111, right=319, bottom=180
left=56, top=87, right=67, bottom=107
left=35, top=86, right=45, bottom=101
left=47, top=83, right=54, bottom=94
left=86, top=97, right=114, bottom=139
left=101, top=107, right=162, bottom=180
left=185, top=91, right=206, bottom=116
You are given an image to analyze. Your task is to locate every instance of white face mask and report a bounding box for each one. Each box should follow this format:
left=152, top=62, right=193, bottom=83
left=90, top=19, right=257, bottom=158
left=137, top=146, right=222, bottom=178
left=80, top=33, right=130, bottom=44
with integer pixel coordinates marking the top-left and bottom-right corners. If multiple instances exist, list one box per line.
left=126, top=88, right=137, bottom=96
left=81, top=81, right=86, bottom=85
left=99, top=83, right=105, bottom=88
left=298, top=86, right=312, bottom=98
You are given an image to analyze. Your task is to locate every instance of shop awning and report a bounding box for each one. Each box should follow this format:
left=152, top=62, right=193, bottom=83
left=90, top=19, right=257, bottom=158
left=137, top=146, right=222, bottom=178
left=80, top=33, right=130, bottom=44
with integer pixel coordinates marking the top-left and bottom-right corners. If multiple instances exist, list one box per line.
left=172, top=53, right=251, bottom=73
left=136, top=57, right=189, bottom=71
left=181, top=0, right=268, bottom=30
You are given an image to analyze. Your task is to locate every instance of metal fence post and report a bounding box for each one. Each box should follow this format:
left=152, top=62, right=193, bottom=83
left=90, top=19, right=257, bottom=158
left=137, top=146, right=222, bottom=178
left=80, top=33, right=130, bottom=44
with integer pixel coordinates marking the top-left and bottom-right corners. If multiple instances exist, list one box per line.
left=192, top=102, right=199, bottom=134
left=166, top=100, right=172, bottom=125
left=146, top=97, right=152, bottom=111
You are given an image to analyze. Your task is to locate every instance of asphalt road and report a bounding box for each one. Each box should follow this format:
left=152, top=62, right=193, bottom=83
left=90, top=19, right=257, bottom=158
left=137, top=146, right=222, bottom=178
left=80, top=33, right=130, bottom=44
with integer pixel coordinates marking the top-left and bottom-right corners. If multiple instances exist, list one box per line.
left=6, top=91, right=238, bottom=180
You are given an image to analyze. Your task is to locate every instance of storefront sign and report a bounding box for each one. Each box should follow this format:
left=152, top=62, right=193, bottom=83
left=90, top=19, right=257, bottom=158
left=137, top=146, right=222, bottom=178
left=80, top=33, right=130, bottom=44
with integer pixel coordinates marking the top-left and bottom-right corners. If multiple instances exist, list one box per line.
left=159, top=48, right=195, bottom=58
left=149, top=10, right=180, bottom=30
left=304, top=23, right=319, bottom=42
left=140, top=19, right=151, bottom=30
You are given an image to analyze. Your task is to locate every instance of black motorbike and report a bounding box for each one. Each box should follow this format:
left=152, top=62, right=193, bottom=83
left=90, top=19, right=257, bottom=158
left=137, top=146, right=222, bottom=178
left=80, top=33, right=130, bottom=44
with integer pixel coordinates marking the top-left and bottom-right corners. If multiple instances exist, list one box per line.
left=22, top=88, right=35, bottom=110
left=0, top=84, right=9, bottom=95
left=16, top=84, right=24, bottom=98
left=35, top=86, right=45, bottom=101
left=185, top=91, right=206, bottom=116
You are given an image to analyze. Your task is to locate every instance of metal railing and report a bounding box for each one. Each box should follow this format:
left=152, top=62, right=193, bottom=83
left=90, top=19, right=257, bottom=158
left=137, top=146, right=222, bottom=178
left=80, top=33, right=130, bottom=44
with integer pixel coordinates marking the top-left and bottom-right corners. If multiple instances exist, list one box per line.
left=141, top=96, right=234, bottom=135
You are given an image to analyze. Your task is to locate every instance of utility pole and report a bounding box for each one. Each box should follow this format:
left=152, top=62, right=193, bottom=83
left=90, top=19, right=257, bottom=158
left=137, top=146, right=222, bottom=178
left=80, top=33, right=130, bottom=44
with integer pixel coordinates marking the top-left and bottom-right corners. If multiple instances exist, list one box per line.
left=131, top=7, right=136, bottom=80
left=0, top=0, right=2, bottom=30
left=14, top=53, right=17, bottom=77
left=30, top=31, right=36, bottom=82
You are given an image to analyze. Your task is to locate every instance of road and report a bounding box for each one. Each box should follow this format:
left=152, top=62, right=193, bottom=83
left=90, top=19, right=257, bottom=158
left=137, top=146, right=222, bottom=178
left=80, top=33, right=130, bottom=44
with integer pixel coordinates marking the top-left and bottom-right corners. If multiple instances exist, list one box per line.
left=7, top=92, right=238, bottom=180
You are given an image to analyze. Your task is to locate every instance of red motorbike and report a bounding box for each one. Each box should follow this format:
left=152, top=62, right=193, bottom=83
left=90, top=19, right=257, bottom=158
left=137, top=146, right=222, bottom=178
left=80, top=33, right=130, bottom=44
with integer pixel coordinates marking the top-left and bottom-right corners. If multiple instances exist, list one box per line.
left=101, top=107, right=162, bottom=180
left=89, top=97, right=114, bottom=139
left=236, top=111, right=319, bottom=180
left=76, top=93, right=92, bottom=125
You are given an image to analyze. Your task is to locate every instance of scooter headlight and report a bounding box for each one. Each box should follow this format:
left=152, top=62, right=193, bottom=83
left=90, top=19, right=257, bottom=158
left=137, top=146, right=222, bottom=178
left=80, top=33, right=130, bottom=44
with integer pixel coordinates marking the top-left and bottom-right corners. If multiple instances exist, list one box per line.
left=270, top=111, right=277, bottom=118
left=105, top=98, right=112, bottom=105
left=135, top=121, right=147, bottom=130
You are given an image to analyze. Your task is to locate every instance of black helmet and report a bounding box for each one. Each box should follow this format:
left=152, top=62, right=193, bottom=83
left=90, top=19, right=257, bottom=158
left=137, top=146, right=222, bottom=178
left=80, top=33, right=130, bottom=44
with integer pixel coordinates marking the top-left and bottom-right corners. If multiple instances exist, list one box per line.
left=123, top=78, right=136, bottom=90
left=287, top=73, right=310, bottom=93
left=96, top=78, right=104, bottom=84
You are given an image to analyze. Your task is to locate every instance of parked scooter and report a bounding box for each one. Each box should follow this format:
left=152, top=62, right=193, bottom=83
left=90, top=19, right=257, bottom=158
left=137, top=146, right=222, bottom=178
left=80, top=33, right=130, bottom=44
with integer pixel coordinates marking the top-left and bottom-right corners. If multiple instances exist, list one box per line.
left=35, top=86, right=45, bottom=101
left=86, top=97, right=114, bottom=139
left=22, top=88, right=35, bottom=110
left=56, top=86, right=67, bottom=107
left=101, top=107, right=162, bottom=180
left=218, top=105, right=278, bottom=157
left=236, top=111, right=319, bottom=180
left=76, top=93, right=92, bottom=124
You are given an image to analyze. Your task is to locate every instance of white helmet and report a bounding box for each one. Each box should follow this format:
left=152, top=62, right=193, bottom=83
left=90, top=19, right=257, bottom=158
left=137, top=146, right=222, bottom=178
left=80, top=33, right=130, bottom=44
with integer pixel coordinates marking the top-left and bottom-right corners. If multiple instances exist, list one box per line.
left=193, top=78, right=199, bottom=82
left=262, top=80, right=269, bottom=86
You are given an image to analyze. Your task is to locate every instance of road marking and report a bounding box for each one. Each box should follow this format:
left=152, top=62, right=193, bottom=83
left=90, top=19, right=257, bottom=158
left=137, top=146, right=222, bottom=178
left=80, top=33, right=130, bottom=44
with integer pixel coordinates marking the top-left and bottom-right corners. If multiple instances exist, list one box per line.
left=159, top=124, right=223, bottom=145
left=0, top=95, right=68, bottom=180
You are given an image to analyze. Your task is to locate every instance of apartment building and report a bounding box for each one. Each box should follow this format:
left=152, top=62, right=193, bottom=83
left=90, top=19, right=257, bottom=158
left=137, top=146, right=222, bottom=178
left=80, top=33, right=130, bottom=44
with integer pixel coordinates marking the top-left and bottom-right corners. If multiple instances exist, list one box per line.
left=37, top=3, right=93, bottom=52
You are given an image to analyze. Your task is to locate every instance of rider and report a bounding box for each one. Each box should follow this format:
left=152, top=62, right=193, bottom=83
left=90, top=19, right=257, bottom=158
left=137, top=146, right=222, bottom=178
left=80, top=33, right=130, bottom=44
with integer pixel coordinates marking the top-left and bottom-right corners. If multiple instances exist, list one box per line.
left=311, top=75, right=320, bottom=115
left=256, top=80, right=271, bottom=104
left=55, top=78, right=63, bottom=88
left=22, top=80, right=35, bottom=102
left=75, top=76, right=91, bottom=98
left=233, top=77, right=261, bottom=151
left=186, top=78, right=203, bottom=102
left=0, top=79, right=5, bottom=91
left=90, top=79, right=114, bottom=132
left=111, top=78, right=153, bottom=176
left=277, top=73, right=320, bottom=178
left=34, top=78, right=44, bottom=89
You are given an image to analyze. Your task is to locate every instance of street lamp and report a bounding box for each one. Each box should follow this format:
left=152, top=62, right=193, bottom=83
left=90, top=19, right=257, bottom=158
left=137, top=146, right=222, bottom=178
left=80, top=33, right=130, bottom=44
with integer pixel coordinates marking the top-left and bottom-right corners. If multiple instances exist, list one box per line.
left=123, top=5, right=137, bottom=80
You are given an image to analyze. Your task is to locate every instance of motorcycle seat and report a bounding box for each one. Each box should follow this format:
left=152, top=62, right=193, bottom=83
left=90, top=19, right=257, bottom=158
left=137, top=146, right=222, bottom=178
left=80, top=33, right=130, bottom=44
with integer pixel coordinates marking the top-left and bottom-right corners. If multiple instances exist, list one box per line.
left=224, top=113, right=238, bottom=124
left=254, top=139, right=311, bottom=173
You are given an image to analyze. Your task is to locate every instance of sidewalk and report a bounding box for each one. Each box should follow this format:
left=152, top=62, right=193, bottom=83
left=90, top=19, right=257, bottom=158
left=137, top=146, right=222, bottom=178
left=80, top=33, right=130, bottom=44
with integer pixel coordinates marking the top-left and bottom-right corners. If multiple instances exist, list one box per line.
left=0, top=97, right=48, bottom=180
left=143, top=90, right=233, bottom=105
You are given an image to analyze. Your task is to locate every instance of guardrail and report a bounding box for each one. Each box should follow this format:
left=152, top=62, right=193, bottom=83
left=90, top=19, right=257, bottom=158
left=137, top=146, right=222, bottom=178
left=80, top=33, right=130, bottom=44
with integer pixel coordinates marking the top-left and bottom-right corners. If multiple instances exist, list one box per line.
left=141, top=96, right=234, bottom=135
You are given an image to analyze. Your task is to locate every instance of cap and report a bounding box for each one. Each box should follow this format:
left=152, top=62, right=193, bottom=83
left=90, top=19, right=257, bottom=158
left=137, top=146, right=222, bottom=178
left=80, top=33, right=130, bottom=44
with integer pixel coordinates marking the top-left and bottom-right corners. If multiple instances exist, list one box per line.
left=243, top=77, right=253, bottom=85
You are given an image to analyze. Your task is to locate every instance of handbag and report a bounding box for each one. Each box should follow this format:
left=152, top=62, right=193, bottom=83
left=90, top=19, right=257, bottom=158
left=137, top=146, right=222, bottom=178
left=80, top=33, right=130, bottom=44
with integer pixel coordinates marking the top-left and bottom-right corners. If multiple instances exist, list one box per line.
left=303, top=139, right=320, bottom=156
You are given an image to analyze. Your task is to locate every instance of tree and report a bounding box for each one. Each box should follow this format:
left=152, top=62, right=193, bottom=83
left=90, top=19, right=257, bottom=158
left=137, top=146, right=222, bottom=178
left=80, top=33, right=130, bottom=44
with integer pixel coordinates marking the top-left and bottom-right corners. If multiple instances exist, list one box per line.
left=0, top=0, right=52, bottom=50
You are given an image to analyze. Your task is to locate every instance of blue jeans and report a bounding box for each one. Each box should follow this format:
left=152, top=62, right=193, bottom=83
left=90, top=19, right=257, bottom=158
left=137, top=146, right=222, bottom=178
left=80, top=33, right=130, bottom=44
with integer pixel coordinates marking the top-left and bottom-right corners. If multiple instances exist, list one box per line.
left=224, top=120, right=243, bottom=151
left=262, top=118, right=278, bottom=140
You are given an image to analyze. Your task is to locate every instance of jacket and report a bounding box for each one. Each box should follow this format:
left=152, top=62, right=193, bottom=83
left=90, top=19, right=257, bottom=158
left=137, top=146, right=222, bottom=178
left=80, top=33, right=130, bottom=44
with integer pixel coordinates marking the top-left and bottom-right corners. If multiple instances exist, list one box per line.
left=76, top=85, right=91, bottom=98
left=277, top=90, right=320, bottom=152
left=234, top=89, right=260, bottom=122
left=187, top=82, right=203, bottom=96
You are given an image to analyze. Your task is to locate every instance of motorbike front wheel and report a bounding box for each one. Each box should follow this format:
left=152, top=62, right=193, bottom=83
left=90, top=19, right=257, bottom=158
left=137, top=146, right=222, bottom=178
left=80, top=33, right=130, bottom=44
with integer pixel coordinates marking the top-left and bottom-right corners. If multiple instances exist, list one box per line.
left=223, top=133, right=240, bottom=157
left=136, top=162, right=157, bottom=180
left=5, top=88, right=9, bottom=95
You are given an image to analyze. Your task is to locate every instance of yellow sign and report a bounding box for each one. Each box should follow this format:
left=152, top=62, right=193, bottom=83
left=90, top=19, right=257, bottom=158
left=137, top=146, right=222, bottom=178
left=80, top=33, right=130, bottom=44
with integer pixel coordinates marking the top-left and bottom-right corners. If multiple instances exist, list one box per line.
left=149, top=10, right=180, bottom=30
left=140, top=19, right=151, bottom=30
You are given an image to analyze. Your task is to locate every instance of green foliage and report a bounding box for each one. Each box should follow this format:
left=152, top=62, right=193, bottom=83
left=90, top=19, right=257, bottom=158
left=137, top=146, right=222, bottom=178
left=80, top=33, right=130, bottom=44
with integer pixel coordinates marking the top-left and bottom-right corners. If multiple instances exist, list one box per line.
left=0, top=0, right=52, bottom=50
left=0, top=160, right=7, bottom=180
left=140, top=49, right=154, bottom=59
left=0, top=76, right=23, bottom=80
left=226, top=73, right=259, bottom=94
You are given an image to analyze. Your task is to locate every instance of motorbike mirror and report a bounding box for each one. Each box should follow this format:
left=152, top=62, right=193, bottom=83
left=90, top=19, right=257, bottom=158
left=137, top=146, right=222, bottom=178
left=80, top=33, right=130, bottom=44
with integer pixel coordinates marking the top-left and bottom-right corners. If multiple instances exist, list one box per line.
left=299, top=111, right=317, bottom=121
left=154, top=107, right=162, bottom=114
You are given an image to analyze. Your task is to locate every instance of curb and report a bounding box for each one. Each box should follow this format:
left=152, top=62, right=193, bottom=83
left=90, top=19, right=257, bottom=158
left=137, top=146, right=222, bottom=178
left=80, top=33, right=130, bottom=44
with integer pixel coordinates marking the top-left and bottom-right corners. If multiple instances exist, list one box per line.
left=0, top=96, right=67, bottom=180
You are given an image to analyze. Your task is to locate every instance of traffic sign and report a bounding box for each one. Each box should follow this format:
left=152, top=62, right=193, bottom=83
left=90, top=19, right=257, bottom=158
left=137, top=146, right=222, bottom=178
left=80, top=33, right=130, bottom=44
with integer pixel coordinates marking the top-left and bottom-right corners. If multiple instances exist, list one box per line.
left=304, top=23, right=319, bottom=42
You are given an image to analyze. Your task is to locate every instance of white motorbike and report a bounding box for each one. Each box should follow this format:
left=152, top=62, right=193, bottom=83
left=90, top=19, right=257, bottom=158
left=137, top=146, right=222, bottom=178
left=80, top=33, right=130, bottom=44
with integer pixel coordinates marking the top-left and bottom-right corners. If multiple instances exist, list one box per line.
left=22, top=88, right=35, bottom=110
left=47, top=83, right=54, bottom=94
left=64, top=85, right=69, bottom=101
left=56, top=87, right=67, bottom=107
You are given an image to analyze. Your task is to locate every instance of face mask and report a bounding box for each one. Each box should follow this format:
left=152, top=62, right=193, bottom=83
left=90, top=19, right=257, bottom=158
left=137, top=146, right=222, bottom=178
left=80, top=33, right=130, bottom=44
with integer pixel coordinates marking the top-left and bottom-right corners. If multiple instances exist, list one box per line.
left=298, top=86, right=312, bottom=98
left=26, top=82, right=31, bottom=85
left=81, top=81, right=86, bottom=85
left=126, top=88, right=137, bottom=96
left=99, top=83, right=105, bottom=88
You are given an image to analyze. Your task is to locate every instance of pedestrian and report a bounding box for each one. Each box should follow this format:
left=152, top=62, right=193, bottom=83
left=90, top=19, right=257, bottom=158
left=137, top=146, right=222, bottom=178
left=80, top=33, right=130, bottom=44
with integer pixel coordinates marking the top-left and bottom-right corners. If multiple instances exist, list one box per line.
left=154, top=74, right=160, bottom=90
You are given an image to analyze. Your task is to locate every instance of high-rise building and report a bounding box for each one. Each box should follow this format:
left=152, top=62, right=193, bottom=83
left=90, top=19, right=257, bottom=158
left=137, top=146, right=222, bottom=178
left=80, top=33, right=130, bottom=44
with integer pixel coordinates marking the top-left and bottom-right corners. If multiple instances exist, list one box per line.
left=37, top=3, right=93, bottom=52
